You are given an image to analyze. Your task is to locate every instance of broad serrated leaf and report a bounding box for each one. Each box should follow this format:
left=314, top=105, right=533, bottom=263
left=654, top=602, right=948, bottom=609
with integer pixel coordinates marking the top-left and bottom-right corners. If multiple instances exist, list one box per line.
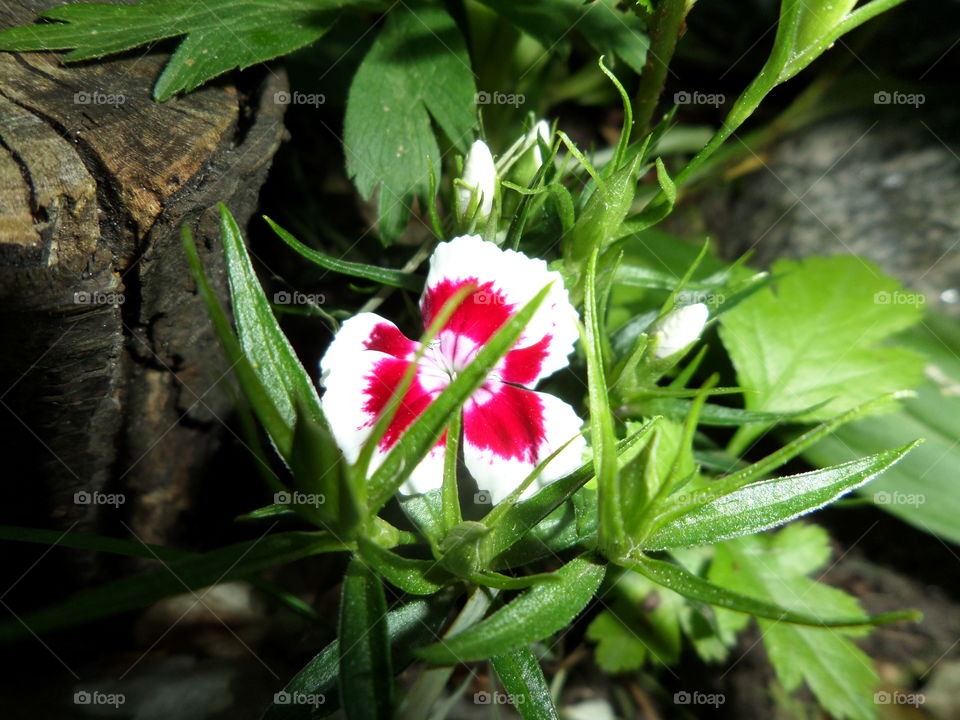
left=643, top=442, right=920, bottom=550
left=719, top=256, right=923, bottom=426
left=0, top=0, right=344, bottom=100
left=476, top=0, right=649, bottom=73
left=708, top=525, right=882, bottom=720
left=491, top=646, right=560, bottom=720
left=339, top=557, right=392, bottom=720
left=344, top=2, right=476, bottom=241
left=805, top=312, right=960, bottom=544
left=416, top=555, right=605, bottom=664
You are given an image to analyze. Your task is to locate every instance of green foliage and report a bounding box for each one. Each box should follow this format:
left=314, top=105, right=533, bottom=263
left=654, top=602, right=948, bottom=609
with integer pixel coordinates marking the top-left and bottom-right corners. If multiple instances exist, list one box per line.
left=339, top=557, right=393, bottom=720
left=643, top=442, right=919, bottom=550
left=806, top=312, right=960, bottom=543
left=417, top=556, right=605, bottom=665
left=343, top=2, right=476, bottom=241
left=709, top=524, right=883, bottom=720
left=0, top=0, right=344, bottom=100
left=491, top=646, right=559, bottom=720
left=721, top=256, right=923, bottom=422
left=477, top=0, right=649, bottom=74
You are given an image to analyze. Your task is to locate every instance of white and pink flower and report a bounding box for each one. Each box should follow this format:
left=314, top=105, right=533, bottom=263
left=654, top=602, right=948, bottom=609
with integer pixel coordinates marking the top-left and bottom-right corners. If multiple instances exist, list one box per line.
left=320, top=234, right=586, bottom=504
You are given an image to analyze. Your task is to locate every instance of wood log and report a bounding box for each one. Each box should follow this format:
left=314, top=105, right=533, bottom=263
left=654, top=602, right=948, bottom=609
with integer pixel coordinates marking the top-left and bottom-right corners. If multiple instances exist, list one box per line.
left=0, top=0, right=287, bottom=582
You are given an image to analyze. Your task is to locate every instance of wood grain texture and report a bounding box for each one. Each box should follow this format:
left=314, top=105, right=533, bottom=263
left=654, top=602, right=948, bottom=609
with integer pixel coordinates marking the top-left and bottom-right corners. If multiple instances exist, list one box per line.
left=0, top=0, right=288, bottom=576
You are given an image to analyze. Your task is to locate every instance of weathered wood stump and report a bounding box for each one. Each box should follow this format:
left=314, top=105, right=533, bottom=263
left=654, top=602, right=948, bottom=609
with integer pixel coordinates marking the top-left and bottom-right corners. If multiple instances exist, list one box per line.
left=0, top=1, right=287, bottom=574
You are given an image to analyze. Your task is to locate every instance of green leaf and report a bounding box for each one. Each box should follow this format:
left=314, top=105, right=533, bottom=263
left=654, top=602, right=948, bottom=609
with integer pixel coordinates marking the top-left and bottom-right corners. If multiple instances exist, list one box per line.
left=0, top=532, right=346, bottom=641
left=708, top=525, right=883, bottom=720
left=643, top=441, right=920, bottom=550
left=417, top=555, right=605, bottom=664
left=265, top=593, right=455, bottom=720
left=626, top=553, right=917, bottom=628
left=486, top=420, right=659, bottom=562
left=357, top=537, right=447, bottom=595
left=804, top=312, right=960, bottom=544
left=367, top=282, right=553, bottom=510
left=0, top=0, right=343, bottom=101
left=636, top=397, right=824, bottom=426
left=339, top=557, right=392, bottom=720
left=344, top=2, right=476, bottom=241
left=476, top=0, right=649, bottom=74
left=584, top=248, right=622, bottom=557
left=491, top=646, right=559, bottom=720
left=221, top=204, right=324, bottom=436
left=183, top=226, right=293, bottom=459
left=720, top=256, right=924, bottom=451
left=265, top=216, right=423, bottom=291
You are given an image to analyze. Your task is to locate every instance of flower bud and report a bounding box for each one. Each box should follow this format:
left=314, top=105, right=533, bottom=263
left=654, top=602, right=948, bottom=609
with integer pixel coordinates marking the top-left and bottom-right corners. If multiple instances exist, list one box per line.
left=458, top=139, right=497, bottom=221
left=653, top=303, right=709, bottom=358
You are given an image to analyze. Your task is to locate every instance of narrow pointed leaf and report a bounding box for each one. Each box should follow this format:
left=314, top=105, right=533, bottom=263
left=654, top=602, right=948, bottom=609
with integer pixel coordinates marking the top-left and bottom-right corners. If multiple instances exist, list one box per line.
left=416, top=555, right=605, bottom=664
left=357, top=537, right=447, bottom=595
left=220, top=204, right=323, bottom=433
left=265, top=217, right=423, bottom=291
left=338, top=557, right=392, bottom=720
left=0, top=532, right=346, bottom=641
left=492, top=646, right=560, bottom=720
left=183, top=226, right=292, bottom=456
left=644, top=442, right=920, bottom=550
left=265, top=593, right=456, bottom=720
left=627, top=555, right=918, bottom=627
left=487, top=420, right=659, bottom=561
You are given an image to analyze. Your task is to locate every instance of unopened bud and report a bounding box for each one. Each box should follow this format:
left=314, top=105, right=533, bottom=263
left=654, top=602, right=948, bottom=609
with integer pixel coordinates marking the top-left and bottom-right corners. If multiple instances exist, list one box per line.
left=653, top=303, right=708, bottom=358
left=458, top=139, right=497, bottom=220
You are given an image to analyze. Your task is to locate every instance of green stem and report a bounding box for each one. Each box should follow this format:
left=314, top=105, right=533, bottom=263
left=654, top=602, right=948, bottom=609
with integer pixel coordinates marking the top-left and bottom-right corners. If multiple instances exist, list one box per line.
left=631, top=0, right=687, bottom=139
left=397, top=587, right=495, bottom=720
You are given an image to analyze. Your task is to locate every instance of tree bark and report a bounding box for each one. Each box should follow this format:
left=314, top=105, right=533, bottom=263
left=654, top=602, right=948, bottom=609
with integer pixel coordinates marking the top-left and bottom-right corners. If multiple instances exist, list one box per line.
left=0, top=0, right=287, bottom=579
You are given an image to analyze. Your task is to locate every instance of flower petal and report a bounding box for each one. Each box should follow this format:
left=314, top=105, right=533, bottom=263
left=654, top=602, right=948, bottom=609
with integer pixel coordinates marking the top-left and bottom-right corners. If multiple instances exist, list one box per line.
left=462, top=384, right=586, bottom=504
left=319, top=313, right=445, bottom=494
left=421, top=234, right=579, bottom=387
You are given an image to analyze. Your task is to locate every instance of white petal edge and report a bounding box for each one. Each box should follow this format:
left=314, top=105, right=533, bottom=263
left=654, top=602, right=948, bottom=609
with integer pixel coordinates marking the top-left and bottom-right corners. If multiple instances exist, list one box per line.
left=319, top=312, right=445, bottom=494
left=423, top=234, right=579, bottom=383
left=463, top=390, right=587, bottom=506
